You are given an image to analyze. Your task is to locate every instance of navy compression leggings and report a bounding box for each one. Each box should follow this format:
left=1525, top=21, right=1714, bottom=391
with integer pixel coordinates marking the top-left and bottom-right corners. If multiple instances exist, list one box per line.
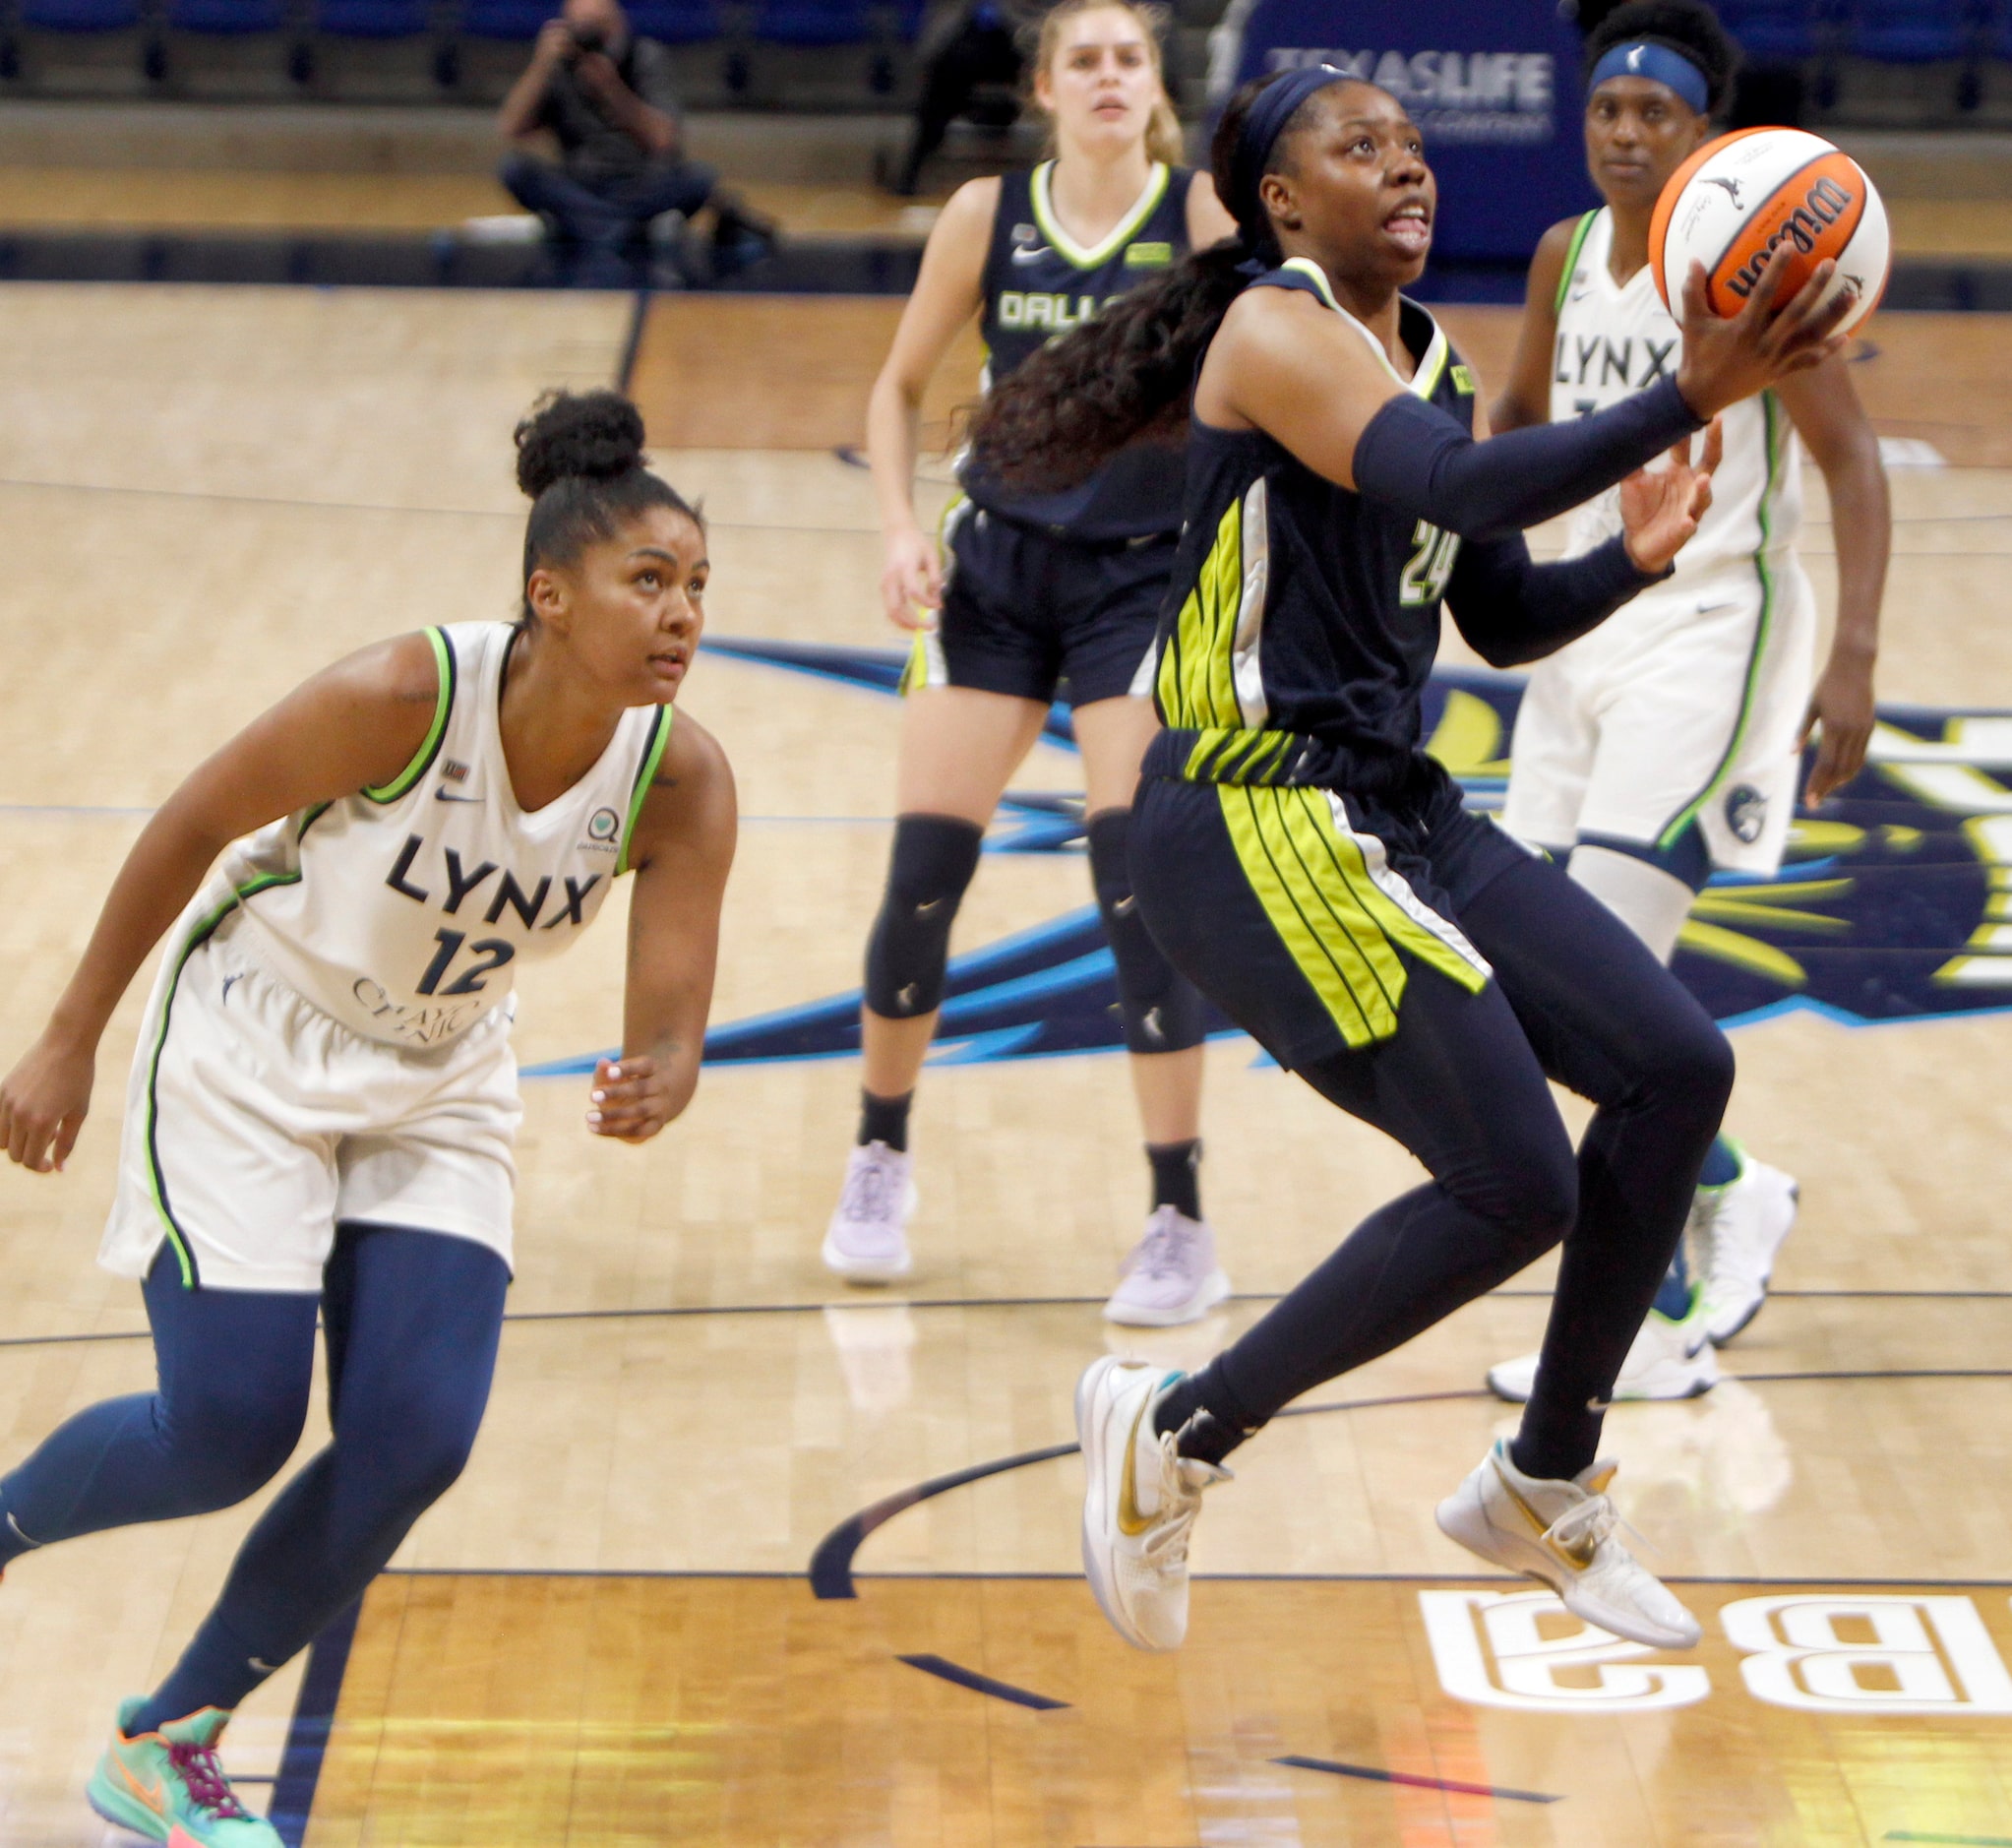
left=0, top=1223, right=508, bottom=1723
left=1161, top=848, right=1734, bottom=1482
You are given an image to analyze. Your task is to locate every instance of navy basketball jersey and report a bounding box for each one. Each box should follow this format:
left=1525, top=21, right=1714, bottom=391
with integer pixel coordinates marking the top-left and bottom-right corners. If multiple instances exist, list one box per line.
left=1152, top=260, right=1480, bottom=799
left=960, top=159, right=1195, bottom=540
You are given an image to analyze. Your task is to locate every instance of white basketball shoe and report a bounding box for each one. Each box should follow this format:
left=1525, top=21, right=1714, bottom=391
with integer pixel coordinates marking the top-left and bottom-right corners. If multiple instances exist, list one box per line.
left=1103, top=1207, right=1232, bottom=1326
left=821, top=1141, right=916, bottom=1282
left=1486, top=1293, right=1720, bottom=1403
left=1075, top=1357, right=1230, bottom=1651
left=1436, top=1440, right=1700, bottom=1649
left=1695, top=1153, right=1799, bottom=1344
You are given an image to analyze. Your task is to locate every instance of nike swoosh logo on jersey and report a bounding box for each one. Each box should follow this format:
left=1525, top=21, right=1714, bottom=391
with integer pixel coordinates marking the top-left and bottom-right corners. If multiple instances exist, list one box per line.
left=1695, top=600, right=1737, bottom=617
left=435, top=789, right=482, bottom=803
left=1010, top=244, right=1054, bottom=266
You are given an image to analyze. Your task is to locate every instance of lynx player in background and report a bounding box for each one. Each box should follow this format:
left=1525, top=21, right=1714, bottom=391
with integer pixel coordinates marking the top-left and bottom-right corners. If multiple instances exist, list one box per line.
left=1487, top=0, right=1890, bottom=1402
left=0, top=392, right=733, bottom=1848
left=827, top=0, right=1240, bottom=1322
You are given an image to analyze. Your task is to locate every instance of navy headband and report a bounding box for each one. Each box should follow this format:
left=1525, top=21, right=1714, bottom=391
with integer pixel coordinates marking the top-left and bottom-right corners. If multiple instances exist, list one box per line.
left=1230, top=63, right=1351, bottom=233
left=1588, top=40, right=1711, bottom=113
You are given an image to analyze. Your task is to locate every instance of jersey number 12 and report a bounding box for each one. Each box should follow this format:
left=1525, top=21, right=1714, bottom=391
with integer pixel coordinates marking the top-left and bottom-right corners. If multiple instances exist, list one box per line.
left=416, top=928, right=517, bottom=996
left=1400, top=520, right=1461, bottom=607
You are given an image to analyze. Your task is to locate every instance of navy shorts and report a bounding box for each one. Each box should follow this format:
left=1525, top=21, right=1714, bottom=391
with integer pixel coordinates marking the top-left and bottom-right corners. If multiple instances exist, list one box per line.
left=906, top=502, right=1175, bottom=708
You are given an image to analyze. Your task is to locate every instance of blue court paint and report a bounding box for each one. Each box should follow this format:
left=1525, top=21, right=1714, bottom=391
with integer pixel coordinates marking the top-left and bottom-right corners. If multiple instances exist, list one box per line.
left=1275, top=1755, right=1560, bottom=1804
left=896, top=1654, right=1069, bottom=1710
left=269, top=1595, right=364, bottom=1848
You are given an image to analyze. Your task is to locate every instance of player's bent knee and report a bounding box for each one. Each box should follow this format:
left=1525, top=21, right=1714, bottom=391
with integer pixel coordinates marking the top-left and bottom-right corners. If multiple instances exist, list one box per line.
left=1086, top=808, right=1206, bottom=1055
left=865, top=814, right=986, bottom=1019
left=171, top=1389, right=310, bottom=1509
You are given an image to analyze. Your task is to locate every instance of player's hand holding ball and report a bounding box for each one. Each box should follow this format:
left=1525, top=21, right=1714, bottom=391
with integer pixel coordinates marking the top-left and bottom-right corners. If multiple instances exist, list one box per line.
left=1655, top=127, right=1891, bottom=421
left=1620, top=420, right=1724, bottom=576
left=0, top=1029, right=94, bottom=1173
left=585, top=1055, right=676, bottom=1142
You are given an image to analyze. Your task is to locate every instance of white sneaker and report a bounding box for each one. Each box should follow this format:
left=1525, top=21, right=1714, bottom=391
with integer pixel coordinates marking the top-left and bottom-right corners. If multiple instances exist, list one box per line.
left=821, top=1141, right=916, bottom=1283
left=1696, top=1154, right=1799, bottom=1344
left=1435, top=1440, right=1700, bottom=1650
left=1074, top=1356, right=1229, bottom=1651
left=1103, top=1207, right=1232, bottom=1326
left=1487, top=1295, right=1720, bottom=1403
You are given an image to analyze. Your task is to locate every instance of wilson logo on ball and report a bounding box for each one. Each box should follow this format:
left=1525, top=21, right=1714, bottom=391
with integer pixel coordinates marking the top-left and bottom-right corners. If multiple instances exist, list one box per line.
left=1649, top=127, right=1890, bottom=336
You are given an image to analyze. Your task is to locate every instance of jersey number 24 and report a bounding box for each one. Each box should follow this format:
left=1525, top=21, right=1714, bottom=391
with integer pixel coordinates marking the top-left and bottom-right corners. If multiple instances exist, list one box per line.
left=1400, top=520, right=1461, bottom=607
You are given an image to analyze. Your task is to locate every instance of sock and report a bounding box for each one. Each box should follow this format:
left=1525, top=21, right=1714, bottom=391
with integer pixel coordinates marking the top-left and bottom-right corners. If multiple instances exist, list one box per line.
left=858, top=1088, right=913, bottom=1154
left=126, top=1612, right=271, bottom=1736
left=1151, top=1364, right=1258, bottom=1467
left=1146, top=1140, right=1201, bottom=1220
left=1697, top=1135, right=1742, bottom=1190
left=1651, top=1240, right=1692, bottom=1321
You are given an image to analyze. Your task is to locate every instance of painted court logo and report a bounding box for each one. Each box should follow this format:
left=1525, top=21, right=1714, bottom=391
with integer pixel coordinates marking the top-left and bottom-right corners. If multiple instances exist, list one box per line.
left=523, top=642, right=2012, bottom=1078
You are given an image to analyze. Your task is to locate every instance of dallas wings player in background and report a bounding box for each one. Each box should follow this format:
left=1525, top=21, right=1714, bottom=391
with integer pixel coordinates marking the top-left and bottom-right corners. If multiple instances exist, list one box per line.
left=827, top=0, right=1240, bottom=1323
left=0, top=392, right=734, bottom=1847
left=1486, top=0, right=1889, bottom=1403
left=972, top=67, right=1849, bottom=1654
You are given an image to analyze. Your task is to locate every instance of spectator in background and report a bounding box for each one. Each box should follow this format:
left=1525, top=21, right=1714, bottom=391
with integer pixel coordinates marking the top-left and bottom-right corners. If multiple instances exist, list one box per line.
left=498, top=0, right=776, bottom=273
left=888, top=0, right=1053, bottom=196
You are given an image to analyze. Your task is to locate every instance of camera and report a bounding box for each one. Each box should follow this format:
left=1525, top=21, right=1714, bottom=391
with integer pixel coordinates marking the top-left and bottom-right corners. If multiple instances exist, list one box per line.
left=567, top=23, right=606, bottom=54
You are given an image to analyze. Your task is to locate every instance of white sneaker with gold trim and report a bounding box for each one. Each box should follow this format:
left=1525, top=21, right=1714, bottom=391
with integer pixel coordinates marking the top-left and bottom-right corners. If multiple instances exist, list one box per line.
left=1074, top=1357, right=1229, bottom=1652
left=1434, top=1440, right=1700, bottom=1649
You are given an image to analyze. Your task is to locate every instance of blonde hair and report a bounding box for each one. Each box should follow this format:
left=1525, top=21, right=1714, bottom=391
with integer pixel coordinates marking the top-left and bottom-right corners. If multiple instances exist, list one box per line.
left=1031, top=0, right=1187, bottom=169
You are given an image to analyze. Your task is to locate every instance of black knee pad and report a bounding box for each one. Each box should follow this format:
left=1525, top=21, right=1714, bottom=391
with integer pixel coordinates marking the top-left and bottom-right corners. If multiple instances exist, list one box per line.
left=1087, top=808, right=1206, bottom=1055
left=864, top=815, right=985, bottom=1018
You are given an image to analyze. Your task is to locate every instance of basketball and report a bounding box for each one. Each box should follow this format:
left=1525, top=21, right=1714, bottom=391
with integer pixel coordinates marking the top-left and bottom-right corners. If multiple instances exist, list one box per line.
left=1648, top=126, right=1891, bottom=334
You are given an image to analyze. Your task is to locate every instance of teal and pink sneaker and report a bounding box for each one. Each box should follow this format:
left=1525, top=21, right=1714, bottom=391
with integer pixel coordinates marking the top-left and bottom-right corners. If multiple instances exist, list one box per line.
left=86, top=1698, right=282, bottom=1846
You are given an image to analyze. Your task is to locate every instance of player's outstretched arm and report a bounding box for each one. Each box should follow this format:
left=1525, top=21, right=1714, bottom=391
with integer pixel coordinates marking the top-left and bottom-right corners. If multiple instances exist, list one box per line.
left=0, top=633, right=445, bottom=1174
left=1220, top=259, right=1847, bottom=536
left=864, top=177, right=993, bottom=631
left=1447, top=426, right=1722, bottom=667
left=1776, top=352, right=1888, bottom=800
left=593, top=711, right=737, bottom=1143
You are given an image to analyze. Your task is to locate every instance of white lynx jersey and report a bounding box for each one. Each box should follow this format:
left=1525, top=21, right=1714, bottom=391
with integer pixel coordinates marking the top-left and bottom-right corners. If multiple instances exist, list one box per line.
left=1550, top=207, right=1803, bottom=581
left=186, top=622, right=670, bottom=1049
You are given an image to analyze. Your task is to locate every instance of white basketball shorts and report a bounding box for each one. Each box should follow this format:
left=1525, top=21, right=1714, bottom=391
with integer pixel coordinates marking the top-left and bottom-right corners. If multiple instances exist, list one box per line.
left=100, top=906, right=521, bottom=1293
left=1499, top=554, right=1818, bottom=879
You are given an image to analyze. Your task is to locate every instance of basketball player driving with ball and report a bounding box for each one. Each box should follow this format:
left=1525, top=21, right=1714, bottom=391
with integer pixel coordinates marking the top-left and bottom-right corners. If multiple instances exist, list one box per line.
left=1483, top=0, right=1891, bottom=1408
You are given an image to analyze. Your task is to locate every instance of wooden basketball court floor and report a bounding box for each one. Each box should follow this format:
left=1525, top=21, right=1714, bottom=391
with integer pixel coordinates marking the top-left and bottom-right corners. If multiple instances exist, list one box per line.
left=0, top=281, right=2011, bottom=1845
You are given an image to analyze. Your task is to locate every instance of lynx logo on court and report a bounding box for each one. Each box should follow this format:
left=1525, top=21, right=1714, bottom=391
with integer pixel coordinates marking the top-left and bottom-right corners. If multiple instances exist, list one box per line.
left=1420, top=1591, right=1710, bottom=1712
left=1724, top=1596, right=2012, bottom=1714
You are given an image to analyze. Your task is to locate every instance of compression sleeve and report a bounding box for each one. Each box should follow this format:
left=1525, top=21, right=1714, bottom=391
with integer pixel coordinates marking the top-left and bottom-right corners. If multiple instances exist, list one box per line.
left=1351, top=374, right=1704, bottom=538
left=1444, top=531, right=1668, bottom=669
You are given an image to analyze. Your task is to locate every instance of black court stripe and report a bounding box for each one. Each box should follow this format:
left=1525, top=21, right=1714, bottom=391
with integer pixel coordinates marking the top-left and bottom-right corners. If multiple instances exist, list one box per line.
left=1275, top=1754, right=1560, bottom=1805
left=897, top=1653, right=1069, bottom=1710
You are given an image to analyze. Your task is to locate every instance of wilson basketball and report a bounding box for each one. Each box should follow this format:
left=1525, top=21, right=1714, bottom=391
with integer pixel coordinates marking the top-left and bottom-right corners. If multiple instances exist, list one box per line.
left=1649, top=127, right=1890, bottom=335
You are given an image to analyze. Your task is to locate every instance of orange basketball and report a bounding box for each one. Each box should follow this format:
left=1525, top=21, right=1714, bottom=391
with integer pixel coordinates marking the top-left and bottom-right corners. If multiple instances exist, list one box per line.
left=1648, top=126, right=1890, bottom=333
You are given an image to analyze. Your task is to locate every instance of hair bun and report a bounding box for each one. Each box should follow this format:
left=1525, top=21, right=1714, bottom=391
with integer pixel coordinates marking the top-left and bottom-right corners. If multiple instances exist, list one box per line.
left=515, top=389, right=648, bottom=499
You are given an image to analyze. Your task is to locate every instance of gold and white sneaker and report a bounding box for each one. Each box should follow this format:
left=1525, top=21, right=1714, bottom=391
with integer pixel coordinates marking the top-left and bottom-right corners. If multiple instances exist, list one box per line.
left=1074, top=1357, right=1229, bottom=1651
left=1435, top=1440, right=1700, bottom=1649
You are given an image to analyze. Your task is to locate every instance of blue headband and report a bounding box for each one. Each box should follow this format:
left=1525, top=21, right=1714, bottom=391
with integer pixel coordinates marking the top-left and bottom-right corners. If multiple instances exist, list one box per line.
left=1589, top=40, right=1711, bottom=113
left=1230, top=63, right=1351, bottom=234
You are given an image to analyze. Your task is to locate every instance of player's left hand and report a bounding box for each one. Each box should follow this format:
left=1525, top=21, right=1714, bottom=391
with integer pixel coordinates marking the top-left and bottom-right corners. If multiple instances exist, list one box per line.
left=1800, top=652, right=1876, bottom=802
left=1620, top=420, right=1724, bottom=576
left=585, top=1055, right=674, bottom=1142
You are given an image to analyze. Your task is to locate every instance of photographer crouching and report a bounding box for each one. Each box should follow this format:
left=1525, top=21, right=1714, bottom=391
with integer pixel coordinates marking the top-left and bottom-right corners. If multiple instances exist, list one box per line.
left=498, top=0, right=777, bottom=279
